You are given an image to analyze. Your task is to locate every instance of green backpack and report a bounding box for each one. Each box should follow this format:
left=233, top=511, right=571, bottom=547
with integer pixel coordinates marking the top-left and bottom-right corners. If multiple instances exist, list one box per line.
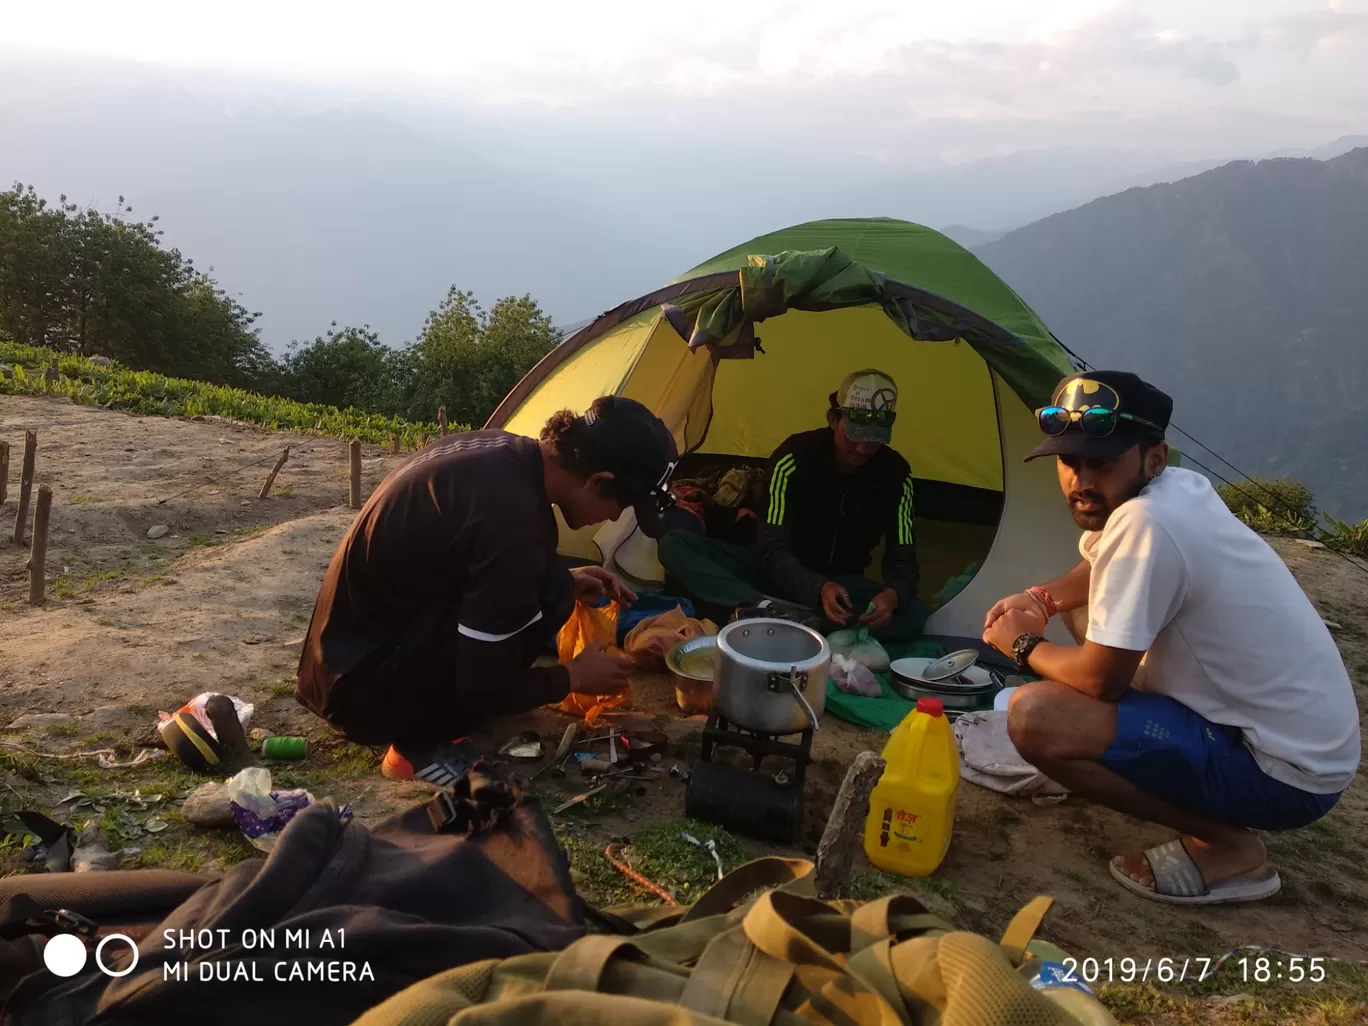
left=351, top=857, right=1117, bottom=1026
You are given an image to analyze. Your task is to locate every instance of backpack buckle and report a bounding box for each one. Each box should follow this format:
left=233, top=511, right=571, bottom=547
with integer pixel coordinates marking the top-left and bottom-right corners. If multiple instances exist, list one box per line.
left=423, top=790, right=459, bottom=833
left=42, top=908, right=99, bottom=940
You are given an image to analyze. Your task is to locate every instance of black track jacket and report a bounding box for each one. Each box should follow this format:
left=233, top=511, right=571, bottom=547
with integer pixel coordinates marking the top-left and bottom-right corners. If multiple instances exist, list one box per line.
left=757, top=428, right=918, bottom=609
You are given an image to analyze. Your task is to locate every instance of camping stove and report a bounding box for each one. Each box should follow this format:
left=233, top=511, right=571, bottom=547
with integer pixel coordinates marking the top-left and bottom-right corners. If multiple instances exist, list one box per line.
left=684, top=711, right=813, bottom=843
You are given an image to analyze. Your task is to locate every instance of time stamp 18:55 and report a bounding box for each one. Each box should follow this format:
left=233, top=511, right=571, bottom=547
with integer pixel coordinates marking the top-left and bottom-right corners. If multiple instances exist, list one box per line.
left=1059, top=955, right=1328, bottom=985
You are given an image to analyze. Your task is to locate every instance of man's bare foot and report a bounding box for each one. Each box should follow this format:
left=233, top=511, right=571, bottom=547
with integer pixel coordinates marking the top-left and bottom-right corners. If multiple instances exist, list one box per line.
left=1112, top=832, right=1267, bottom=890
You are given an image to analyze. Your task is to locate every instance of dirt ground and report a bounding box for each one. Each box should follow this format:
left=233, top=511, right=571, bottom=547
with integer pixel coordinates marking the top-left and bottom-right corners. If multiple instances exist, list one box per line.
left=3, top=394, right=1367, bottom=1020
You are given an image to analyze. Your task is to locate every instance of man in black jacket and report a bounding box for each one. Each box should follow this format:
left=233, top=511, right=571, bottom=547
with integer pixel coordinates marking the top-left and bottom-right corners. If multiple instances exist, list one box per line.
left=296, top=396, right=678, bottom=784
left=659, top=370, right=926, bottom=641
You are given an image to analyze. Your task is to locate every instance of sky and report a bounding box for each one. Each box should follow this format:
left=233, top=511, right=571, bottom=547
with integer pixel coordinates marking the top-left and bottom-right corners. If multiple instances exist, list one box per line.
left=2, top=0, right=1367, bottom=340
left=5, top=0, right=1366, bottom=163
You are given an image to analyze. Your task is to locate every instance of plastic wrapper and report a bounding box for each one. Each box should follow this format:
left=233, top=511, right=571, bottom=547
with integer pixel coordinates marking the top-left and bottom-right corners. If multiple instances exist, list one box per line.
left=225, top=767, right=351, bottom=853
left=830, top=653, right=882, bottom=697
left=623, top=606, right=718, bottom=672
left=557, top=599, right=631, bottom=721
left=156, top=692, right=253, bottom=740
left=826, top=627, right=891, bottom=673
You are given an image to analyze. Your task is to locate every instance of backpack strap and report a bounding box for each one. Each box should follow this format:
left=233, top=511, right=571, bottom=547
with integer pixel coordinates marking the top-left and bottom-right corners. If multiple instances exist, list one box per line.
left=849, top=894, right=952, bottom=952
left=543, top=935, right=643, bottom=992
left=680, top=858, right=815, bottom=923
left=679, top=926, right=794, bottom=1026
left=998, top=896, right=1053, bottom=963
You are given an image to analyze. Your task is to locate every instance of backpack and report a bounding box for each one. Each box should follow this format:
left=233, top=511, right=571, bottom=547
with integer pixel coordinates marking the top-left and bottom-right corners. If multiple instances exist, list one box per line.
left=353, top=857, right=1118, bottom=1026
left=0, top=765, right=583, bottom=1026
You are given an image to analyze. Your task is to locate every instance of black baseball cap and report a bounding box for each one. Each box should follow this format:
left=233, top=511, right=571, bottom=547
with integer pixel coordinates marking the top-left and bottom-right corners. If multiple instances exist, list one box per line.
left=580, top=396, right=678, bottom=538
left=1026, top=370, right=1173, bottom=463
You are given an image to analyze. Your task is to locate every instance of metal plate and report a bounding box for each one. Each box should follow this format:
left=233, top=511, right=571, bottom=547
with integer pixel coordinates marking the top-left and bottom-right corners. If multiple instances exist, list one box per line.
left=919, top=648, right=980, bottom=682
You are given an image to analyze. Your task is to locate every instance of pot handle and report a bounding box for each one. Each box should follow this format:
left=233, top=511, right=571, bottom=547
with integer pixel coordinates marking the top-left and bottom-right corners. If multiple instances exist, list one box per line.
left=786, top=666, right=820, bottom=731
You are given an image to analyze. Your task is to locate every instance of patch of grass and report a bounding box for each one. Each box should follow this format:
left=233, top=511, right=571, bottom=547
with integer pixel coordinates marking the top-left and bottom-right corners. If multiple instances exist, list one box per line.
left=62, top=494, right=111, bottom=505
left=280, top=547, right=298, bottom=555
left=188, top=533, right=220, bottom=548
left=274, top=487, right=294, bottom=498
left=0, top=749, right=41, bottom=781
left=558, top=819, right=749, bottom=908
left=234, top=525, right=265, bottom=538
left=1100, top=956, right=1368, bottom=1024
left=0, top=340, right=445, bottom=446
left=43, top=723, right=81, bottom=738
left=52, top=569, right=123, bottom=599
left=264, top=676, right=297, bottom=699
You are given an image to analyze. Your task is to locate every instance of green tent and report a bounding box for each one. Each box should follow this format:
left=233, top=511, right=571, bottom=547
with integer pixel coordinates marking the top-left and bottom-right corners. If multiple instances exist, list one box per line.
left=488, top=218, right=1082, bottom=639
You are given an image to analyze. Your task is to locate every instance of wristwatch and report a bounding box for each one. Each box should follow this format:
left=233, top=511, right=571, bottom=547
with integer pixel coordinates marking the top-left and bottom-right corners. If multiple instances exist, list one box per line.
left=1011, top=632, right=1045, bottom=673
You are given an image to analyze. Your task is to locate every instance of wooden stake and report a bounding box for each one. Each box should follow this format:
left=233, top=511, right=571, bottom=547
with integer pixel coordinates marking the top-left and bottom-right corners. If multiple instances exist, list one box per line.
left=438, top=406, right=449, bottom=436
left=12, top=430, right=36, bottom=545
left=815, top=751, right=886, bottom=897
left=348, top=439, right=362, bottom=510
left=27, top=484, right=53, bottom=605
left=257, top=446, right=290, bottom=499
left=0, top=440, right=9, bottom=507
left=388, top=435, right=400, bottom=455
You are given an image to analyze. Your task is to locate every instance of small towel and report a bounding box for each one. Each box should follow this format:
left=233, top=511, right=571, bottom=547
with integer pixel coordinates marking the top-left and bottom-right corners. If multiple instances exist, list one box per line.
left=952, top=711, right=1069, bottom=799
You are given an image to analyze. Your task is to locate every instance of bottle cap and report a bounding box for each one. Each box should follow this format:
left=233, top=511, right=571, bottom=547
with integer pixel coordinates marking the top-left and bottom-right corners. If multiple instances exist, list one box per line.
left=915, top=697, right=944, bottom=717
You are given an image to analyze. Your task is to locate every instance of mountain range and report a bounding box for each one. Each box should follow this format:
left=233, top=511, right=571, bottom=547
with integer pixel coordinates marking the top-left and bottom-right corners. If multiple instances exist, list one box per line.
left=974, top=147, right=1368, bottom=520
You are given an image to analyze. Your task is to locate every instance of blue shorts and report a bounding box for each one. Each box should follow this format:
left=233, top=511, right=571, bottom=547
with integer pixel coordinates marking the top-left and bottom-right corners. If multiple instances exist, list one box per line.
left=1101, top=691, right=1341, bottom=831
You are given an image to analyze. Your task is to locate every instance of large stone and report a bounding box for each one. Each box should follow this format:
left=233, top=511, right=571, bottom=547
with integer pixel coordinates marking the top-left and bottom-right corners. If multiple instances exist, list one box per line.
left=147, top=525, right=170, bottom=540
left=4, top=712, right=77, bottom=731
left=84, top=704, right=149, bottom=732
left=181, top=782, right=238, bottom=828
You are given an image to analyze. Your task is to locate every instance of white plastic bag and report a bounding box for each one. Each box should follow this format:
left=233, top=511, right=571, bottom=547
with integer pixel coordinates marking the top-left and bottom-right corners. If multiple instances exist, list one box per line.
left=830, top=653, right=882, bottom=697
left=155, top=692, right=254, bottom=741
left=827, top=627, right=890, bottom=673
left=225, top=767, right=316, bottom=853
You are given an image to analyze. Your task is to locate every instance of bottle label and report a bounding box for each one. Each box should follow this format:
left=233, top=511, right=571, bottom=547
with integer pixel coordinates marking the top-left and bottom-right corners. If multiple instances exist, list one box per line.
left=1030, top=961, right=1095, bottom=995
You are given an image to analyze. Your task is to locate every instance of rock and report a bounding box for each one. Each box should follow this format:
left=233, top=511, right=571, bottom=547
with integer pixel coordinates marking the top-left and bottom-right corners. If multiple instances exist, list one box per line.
left=249, top=728, right=275, bottom=746
left=1207, top=994, right=1255, bottom=1009
left=72, top=821, right=119, bottom=873
left=1295, top=539, right=1326, bottom=549
left=147, top=525, right=170, bottom=539
left=1323, top=619, right=1344, bottom=631
left=4, top=712, right=77, bottom=731
left=89, top=355, right=113, bottom=367
left=182, top=782, right=239, bottom=828
left=0, top=364, right=13, bottom=379
left=83, top=704, right=148, bottom=732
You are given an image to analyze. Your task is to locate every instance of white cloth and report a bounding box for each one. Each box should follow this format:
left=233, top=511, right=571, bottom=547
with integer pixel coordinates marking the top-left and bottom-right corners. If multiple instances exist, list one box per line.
left=1080, top=467, right=1360, bottom=794
left=952, top=711, right=1069, bottom=798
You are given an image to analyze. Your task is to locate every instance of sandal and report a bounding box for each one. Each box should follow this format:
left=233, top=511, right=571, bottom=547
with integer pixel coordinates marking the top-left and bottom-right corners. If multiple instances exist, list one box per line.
left=1108, top=839, right=1281, bottom=905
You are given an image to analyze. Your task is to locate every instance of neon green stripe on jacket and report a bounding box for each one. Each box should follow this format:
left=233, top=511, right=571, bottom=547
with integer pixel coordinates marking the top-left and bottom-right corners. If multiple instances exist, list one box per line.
left=767, top=453, right=797, bottom=525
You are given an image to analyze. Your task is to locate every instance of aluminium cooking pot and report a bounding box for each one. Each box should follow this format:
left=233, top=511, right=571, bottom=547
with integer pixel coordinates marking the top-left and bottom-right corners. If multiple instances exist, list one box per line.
left=713, top=618, right=830, bottom=735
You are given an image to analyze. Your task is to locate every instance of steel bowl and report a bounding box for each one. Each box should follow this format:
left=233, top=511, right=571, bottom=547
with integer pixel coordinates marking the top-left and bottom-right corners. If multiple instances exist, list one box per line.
left=666, top=635, right=718, bottom=714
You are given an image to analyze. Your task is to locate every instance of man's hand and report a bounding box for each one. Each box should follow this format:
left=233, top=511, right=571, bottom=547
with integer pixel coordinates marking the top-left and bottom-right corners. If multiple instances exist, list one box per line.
left=982, top=607, right=1046, bottom=661
left=566, top=640, right=633, bottom=695
left=858, top=588, right=899, bottom=630
left=571, top=566, right=637, bottom=607
left=984, top=591, right=1049, bottom=631
left=820, top=581, right=855, bottom=625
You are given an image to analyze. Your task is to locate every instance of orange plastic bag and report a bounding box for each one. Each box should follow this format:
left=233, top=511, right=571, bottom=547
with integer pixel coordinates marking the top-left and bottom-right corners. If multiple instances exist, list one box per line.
left=556, top=600, right=631, bottom=721
left=622, top=606, right=718, bottom=672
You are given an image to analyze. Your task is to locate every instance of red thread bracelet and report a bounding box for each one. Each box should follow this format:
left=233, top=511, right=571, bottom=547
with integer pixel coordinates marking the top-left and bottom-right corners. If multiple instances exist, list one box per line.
left=1026, top=586, right=1058, bottom=619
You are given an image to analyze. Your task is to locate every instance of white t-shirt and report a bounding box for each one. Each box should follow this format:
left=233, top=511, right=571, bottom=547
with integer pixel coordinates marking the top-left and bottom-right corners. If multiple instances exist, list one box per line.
left=1080, top=467, right=1360, bottom=794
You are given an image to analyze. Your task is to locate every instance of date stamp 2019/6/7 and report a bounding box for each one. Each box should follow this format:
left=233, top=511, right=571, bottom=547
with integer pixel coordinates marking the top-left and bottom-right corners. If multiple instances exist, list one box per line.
left=1058, top=955, right=1329, bottom=986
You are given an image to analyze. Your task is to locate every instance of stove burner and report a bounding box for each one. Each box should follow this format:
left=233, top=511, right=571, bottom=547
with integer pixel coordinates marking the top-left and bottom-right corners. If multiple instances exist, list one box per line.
left=684, top=712, right=814, bottom=843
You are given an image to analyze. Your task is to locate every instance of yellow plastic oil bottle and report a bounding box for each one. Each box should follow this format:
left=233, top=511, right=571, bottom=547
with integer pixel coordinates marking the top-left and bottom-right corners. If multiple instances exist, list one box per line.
left=864, top=696, right=959, bottom=876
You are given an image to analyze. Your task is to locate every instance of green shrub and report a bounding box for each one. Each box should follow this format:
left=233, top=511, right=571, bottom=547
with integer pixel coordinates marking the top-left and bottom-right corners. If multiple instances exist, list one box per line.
left=1216, top=475, right=1317, bottom=534
left=0, top=340, right=450, bottom=446
left=1321, top=515, right=1368, bottom=559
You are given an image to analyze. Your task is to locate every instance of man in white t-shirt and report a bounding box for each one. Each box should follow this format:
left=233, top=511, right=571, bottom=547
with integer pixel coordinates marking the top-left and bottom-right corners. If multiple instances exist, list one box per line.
left=982, top=370, right=1360, bottom=905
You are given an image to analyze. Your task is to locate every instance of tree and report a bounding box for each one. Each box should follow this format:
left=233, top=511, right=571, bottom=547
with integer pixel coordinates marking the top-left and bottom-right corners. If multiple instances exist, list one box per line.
left=0, top=183, right=274, bottom=389
left=404, top=287, right=560, bottom=427
left=280, top=323, right=398, bottom=411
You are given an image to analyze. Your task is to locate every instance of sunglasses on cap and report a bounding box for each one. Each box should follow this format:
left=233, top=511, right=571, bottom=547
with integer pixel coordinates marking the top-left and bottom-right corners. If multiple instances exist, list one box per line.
left=842, top=407, right=897, bottom=428
left=1036, top=406, right=1163, bottom=438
